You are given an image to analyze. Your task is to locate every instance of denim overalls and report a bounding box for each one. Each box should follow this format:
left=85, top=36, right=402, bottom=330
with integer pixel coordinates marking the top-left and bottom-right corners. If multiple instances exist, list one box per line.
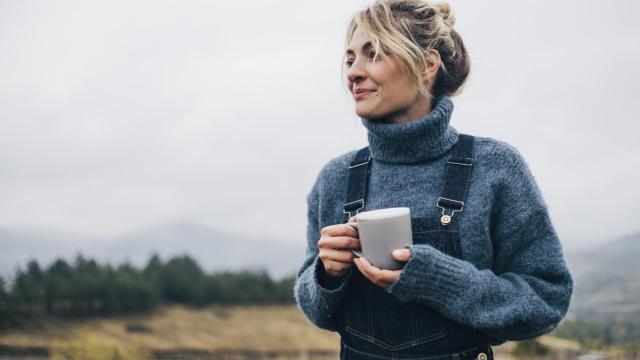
left=337, top=134, right=498, bottom=360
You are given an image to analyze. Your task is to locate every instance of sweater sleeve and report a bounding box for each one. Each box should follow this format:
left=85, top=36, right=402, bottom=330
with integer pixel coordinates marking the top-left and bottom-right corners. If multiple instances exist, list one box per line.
left=384, top=145, right=574, bottom=341
left=293, top=168, right=354, bottom=332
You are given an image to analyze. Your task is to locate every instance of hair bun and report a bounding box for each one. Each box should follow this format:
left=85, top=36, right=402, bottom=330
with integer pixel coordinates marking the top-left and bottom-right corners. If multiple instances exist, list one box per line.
left=433, top=1, right=456, bottom=27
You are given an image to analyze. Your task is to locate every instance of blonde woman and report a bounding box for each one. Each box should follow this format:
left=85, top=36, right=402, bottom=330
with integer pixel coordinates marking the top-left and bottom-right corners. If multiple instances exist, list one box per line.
left=294, top=1, right=573, bottom=359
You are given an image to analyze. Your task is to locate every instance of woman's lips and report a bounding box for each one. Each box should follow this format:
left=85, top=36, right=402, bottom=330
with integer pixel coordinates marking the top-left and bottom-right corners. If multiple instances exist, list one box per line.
left=354, top=90, right=375, bottom=99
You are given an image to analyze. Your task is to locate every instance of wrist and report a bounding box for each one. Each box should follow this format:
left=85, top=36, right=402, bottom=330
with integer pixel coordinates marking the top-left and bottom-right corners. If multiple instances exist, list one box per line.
left=316, top=261, right=347, bottom=289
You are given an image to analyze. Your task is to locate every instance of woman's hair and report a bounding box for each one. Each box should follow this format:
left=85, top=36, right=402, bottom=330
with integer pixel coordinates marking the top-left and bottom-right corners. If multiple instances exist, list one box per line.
left=343, top=0, right=470, bottom=103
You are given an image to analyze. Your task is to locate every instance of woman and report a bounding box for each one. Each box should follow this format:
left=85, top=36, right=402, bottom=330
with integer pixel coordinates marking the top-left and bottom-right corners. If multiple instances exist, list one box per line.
left=293, top=0, right=574, bottom=359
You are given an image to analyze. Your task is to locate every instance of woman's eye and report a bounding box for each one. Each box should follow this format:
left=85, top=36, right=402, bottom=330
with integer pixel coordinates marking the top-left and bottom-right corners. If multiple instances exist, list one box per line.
left=344, top=52, right=380, bottom=67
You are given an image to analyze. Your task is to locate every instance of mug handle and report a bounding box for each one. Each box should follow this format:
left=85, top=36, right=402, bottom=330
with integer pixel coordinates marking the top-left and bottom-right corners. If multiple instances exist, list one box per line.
left=346, top=222, right=362, bottom=257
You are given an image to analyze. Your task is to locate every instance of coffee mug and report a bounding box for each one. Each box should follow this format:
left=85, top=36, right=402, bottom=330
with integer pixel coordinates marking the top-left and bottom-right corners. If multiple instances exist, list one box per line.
left=347, top=207, right=412, bottom=270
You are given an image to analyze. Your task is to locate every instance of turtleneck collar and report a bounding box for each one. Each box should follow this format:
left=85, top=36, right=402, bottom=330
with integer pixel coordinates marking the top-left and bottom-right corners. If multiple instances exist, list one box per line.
left=361, top=95, right=459, bottom=164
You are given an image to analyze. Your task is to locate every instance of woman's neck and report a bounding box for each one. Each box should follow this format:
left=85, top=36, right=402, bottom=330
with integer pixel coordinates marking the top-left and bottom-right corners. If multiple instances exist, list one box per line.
left=390, top=97, right=433, bottom=125
left=361, top=95, right=459, bottom=164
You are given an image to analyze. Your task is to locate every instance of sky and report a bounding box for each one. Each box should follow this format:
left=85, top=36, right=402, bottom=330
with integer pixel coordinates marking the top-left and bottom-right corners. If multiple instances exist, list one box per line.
left=0, top=0, right=638, bottom=251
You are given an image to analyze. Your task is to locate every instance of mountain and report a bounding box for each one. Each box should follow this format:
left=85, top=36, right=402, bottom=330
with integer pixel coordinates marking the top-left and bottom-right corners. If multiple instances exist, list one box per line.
left=0, top=226, right=104, bottom=279
left=102, top=221, right=305, bottom=279
left=564, top=232, right=640, bottom=321
left=1, top=221, right=306, bottom=281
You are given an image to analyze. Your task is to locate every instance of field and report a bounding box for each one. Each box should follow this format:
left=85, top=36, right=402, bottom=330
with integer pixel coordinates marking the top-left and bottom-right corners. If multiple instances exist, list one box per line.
left=0, top=304, right=617, bottom=359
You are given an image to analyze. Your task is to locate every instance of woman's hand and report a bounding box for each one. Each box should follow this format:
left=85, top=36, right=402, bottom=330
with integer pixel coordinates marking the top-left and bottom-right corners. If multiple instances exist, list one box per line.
left=353, top=248, right=411, bottom=289
left=317, top=216, right=361, bottom=278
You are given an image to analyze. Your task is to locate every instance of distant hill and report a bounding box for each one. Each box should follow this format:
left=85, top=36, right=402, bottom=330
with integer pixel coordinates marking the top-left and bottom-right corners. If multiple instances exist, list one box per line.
left=564, top=232, right=640, bottom=321
left=1, top=221, right=305, bottom=281
left=0, top=226, right=101, bottom=279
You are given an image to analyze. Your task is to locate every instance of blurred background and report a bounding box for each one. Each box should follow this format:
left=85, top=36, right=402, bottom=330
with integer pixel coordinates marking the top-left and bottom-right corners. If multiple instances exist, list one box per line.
left=1, top=0, right=639, bottom=359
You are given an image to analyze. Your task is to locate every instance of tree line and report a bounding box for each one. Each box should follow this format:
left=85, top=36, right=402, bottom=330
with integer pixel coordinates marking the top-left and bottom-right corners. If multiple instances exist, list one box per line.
left=0, top=254, right=296, bottom=330
left=552, top=318, right=640, bottom=353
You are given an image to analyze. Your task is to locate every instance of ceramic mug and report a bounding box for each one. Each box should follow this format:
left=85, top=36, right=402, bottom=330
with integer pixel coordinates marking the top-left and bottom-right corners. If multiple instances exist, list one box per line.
left=348, top=207, right=412, bottom=270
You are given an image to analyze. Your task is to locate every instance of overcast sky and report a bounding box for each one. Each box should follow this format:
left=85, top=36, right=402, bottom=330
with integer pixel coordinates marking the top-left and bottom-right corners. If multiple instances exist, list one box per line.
left=1, top=0, right=638, bottom=251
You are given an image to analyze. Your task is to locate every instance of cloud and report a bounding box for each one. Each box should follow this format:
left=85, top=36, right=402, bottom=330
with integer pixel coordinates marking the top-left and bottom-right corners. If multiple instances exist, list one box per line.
left=0, top=0, right=638, bottom=251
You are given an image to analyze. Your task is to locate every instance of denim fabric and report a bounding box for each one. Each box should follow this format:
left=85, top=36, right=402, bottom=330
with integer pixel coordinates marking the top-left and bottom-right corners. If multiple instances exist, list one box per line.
left=339, top=217, right=498, bottom=358
left=340, top=342, right=495, bottom=360
left=337, top=134, right=497, bottom=358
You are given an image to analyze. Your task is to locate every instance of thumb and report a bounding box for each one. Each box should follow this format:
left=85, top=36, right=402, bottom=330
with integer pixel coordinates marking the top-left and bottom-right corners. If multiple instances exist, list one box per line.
left=392, top=248, right=411, bottom=262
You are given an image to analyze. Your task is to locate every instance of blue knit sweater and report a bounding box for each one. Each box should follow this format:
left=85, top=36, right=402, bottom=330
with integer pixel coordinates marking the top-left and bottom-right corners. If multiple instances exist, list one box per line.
left=293, top=95, right=574, bottom=342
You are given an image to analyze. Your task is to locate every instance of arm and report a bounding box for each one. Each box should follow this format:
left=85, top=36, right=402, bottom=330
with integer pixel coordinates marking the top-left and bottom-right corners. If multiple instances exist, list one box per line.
left=293, top=172, right=354, bottom=332
left=384, top=145, right=574, bottom=341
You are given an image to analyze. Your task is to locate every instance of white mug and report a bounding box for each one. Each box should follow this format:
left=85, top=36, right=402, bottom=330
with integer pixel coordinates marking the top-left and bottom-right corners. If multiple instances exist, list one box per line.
left=348, top=207, right=412, bottom=270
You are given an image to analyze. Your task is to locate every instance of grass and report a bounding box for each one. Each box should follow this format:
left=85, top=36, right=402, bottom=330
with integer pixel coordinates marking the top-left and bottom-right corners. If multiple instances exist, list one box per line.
left=0, top=304, right=600, bottom=359
left=0, top=304, right=340, bottom=358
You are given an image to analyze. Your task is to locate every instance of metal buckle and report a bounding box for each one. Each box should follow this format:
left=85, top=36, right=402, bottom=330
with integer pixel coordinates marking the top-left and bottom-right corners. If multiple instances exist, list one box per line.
left=343, top=199, right=364, bottom=219
left=349, top=156, right=371, bottom=169
left=446, top=157, right=473, bottom=166
left=436, top=197, right=464, bottom=226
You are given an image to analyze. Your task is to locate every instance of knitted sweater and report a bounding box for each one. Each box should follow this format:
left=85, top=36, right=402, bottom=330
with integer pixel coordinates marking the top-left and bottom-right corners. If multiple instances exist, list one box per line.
left=293, top=95, right=574, bottom=342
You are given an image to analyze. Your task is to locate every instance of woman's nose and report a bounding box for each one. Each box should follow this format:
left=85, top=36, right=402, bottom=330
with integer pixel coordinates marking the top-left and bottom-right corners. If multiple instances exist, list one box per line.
left=347, top=59, right=367, bottom=83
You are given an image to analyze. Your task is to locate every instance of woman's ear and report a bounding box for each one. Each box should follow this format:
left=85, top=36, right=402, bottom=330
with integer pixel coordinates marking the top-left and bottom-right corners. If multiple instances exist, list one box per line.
left=420, top=49, right=441, bottom=83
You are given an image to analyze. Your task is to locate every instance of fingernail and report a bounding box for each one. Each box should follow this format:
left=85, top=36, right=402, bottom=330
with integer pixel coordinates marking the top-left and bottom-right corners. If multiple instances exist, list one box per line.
left=392, top=249, right=401, bottom=256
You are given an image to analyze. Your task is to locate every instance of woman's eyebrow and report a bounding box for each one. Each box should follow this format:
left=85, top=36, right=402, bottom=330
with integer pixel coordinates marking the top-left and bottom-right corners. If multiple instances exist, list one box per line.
left=346, top=41, right=373, bottom=56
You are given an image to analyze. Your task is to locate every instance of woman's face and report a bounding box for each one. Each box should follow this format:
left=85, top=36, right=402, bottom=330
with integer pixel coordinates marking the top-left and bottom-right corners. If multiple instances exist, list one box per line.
left=345, top=27, right=432, bottom=124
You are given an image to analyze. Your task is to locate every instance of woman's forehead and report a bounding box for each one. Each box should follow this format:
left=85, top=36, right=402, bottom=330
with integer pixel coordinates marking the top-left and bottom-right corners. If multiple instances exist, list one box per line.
left=347, top=27, right=377, bottom=53
left=351, top=27, right=373, bottom=44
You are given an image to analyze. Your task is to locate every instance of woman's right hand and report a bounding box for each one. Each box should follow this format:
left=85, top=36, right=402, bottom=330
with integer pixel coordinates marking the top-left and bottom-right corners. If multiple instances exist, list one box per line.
left=317, top=216, right=361, bottom=278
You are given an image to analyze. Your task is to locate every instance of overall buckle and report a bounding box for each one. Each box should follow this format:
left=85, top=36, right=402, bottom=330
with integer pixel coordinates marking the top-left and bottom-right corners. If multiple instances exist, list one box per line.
left=343, top=199, right=364, bottom=219
left=436, top=197, right=464, bottom=226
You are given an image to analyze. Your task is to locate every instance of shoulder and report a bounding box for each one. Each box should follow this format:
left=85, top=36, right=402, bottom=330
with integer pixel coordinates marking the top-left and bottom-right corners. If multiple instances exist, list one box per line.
left=472, top=136, right=532, bottom=177
left=307, top=148, right=361, bottom=200
left=471, top=135, right=541, bottom=197
left=318, top=148, right=360, bottom=179
left=473, top=136, right=527, bottom=167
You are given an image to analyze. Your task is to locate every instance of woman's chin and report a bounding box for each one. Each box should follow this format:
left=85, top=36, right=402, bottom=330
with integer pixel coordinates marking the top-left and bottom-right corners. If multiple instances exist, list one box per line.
left=356, top=108, right=390, bottom=123
left=355, top=106, right=377, bottom=120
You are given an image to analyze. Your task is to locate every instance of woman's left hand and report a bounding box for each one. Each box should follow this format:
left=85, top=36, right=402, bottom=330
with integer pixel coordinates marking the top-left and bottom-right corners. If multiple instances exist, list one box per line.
left=353, top=248, right=411, bottom=289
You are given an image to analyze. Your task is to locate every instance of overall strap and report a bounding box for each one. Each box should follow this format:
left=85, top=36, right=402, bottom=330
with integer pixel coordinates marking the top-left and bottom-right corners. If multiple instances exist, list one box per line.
left=342, top=147, right=372, bottom=221
left=436, top=133, right=475, bottom=226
